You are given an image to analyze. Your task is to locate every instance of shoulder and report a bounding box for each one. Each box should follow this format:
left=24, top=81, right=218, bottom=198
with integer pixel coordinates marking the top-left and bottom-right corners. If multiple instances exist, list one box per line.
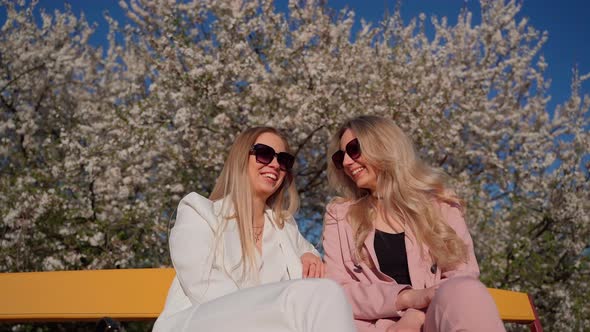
left=324, top=197, right=353, bottom=225
left=436, top=200, right=468, bottom=234
left=179, top=192, right=211, bottom=208
left=176, top=192, right=220, bottom=228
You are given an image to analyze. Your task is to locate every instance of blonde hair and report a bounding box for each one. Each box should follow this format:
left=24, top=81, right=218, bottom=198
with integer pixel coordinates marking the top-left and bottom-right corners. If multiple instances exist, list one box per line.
left=327, top=115, right=468, bottom=270
left=209, top=127, right=299, bottom=282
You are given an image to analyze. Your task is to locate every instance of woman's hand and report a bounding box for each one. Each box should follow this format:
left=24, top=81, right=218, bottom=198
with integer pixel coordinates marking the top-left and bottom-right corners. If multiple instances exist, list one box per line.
left=301, top=252, right=325, bottom=278
left=396, top=286, right=437, bottom=310
left=386, top=308, right=425, bottom=332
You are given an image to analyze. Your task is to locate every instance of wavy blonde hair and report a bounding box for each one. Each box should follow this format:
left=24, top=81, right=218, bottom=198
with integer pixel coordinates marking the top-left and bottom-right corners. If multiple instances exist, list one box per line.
left=327, top=115, right=467, bottom=270
left=210, top=127, right=299, bottom=282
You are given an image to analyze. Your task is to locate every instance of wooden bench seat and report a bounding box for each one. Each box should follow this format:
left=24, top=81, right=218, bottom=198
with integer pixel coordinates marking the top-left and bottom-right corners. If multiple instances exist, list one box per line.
left=0, top=268, right=542, bottom=331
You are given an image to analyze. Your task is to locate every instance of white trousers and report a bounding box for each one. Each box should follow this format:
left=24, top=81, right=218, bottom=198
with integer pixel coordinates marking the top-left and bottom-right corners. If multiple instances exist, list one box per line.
left=154, top=278, right=356, bottom=332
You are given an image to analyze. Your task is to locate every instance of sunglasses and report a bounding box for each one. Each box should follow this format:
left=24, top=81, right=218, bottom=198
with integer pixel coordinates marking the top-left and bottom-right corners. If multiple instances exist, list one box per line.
left=331, top=138, right=361, bottom=169
left=250, top=143, right=295, bottom=171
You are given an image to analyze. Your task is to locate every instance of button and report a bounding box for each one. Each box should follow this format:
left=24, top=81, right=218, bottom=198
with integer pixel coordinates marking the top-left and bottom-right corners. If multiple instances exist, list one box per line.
left=430, top=263, right=437, bottom=274
left=353, top=263, right=363, bottom=273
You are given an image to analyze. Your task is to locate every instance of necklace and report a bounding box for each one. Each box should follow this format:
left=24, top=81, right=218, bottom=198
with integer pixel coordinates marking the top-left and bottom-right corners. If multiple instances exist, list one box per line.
left=253, top=225, right=264, bottom=243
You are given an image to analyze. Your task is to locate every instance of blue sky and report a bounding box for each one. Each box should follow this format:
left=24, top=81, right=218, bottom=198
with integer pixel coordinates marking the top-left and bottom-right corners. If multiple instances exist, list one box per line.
left=329, top=0, right=590, bottom=115
left=4, top=0, right=590, bottom=114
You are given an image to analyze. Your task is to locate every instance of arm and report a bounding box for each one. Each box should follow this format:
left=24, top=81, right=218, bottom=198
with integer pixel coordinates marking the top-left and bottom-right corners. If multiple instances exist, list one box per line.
left=169, top=193, right=239, bottom=305
left=286, top=217, right=320, bottom=257
left=439, top=203, right=480, bottom=280
left=323, top=204, right=409, bottom=320
left=285, top=217, right=324, bottom=278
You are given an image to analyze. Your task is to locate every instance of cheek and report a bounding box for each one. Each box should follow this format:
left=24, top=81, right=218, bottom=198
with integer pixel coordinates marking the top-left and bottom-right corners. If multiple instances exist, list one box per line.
left=343, top=168, right=353, bottom=178
left=248, top=163, right=260, bottom=184
left=366, top=168, right=379, bottom=185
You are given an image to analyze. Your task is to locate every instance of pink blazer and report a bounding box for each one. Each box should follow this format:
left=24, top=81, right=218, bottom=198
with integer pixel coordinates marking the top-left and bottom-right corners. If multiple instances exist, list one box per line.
left=322, top=200, right=480, bottom=331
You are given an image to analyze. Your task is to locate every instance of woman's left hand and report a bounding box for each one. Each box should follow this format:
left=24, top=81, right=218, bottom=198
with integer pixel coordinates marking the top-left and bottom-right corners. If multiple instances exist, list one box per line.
left=301, top=252, right=325, bottom=278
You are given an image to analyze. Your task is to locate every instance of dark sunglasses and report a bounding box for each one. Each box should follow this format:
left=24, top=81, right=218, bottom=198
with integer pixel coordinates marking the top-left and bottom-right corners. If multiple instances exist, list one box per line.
left=331, top=138, right=361, bottom=169
left=250, top=143, right=295, bottom=171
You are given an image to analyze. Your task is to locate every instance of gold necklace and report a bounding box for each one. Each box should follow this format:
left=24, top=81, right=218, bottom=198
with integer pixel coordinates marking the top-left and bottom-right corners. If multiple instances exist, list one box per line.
left=253, top=225, right=264, bottom=243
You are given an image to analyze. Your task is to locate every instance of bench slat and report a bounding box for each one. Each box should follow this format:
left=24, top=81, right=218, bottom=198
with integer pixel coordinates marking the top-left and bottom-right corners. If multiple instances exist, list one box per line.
left=0, top=268, right=174, bottom=321
left=0, top=268, right=538, bottom=326
left=487, top=288, right=535, bottom=323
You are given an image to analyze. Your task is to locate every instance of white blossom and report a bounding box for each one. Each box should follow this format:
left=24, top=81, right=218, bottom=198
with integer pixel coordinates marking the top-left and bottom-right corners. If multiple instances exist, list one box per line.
left=0, top=0, right=588, bottom=329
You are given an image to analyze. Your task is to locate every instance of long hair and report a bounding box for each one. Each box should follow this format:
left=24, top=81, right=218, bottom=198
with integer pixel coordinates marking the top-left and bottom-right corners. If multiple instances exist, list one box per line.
left=209, top=127, right=299, bottom=282
left=327, top=115, right=468, bottom=270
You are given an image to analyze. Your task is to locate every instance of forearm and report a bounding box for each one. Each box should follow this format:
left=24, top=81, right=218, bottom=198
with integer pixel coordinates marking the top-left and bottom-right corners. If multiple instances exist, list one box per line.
left=337, top=279, right=409, bottom=320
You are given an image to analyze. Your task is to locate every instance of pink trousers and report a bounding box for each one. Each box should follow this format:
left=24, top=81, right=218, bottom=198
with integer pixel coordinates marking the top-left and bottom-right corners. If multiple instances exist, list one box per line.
left=360, top=276, right=506, bottom=332
left=422, top=276, right=506, bottom=332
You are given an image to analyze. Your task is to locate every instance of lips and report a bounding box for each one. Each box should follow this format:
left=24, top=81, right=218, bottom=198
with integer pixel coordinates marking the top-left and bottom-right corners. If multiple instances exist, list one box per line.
left=349, top=167, right=365, bottom=178
left=261, top=172, right=278, bottom=184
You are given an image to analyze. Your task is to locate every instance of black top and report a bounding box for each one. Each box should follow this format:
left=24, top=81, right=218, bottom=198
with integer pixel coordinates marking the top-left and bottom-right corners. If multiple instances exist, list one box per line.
left=373, top=229, right=412, bottom=286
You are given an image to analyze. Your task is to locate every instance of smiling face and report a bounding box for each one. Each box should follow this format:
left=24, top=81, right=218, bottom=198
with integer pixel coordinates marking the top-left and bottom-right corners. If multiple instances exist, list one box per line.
left=248, top=132, right=289, bottom=203
left=339, top=128, right=378, bottom=192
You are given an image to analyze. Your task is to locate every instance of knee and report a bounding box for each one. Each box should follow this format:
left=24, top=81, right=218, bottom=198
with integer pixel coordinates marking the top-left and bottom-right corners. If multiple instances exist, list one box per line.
left=433, top=276, right=490, bottom=308
left=427, top=277, right=504, bottom=331
left=307, top=278, right=346, bottom=298
left=289, top=279, right=348, bottom=304
left=439, top=276, right=485, bottom=295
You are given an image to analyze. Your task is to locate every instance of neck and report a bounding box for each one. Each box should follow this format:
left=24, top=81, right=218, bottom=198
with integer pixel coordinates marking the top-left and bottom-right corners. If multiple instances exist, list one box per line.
left=252, top=195, right=267, bottom=227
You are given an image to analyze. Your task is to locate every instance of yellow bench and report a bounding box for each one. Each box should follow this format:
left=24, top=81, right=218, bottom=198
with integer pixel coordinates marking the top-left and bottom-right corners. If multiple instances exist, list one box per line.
left=0, top=268, right=542, bottom=331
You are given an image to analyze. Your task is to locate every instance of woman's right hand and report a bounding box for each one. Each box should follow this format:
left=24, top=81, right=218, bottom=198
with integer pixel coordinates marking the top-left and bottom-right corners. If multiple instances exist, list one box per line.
left=301, top=252, right=325, bottom=278
left=396, top=286, right=437, bottom=310
left=387, top=308, right=425, bottom=332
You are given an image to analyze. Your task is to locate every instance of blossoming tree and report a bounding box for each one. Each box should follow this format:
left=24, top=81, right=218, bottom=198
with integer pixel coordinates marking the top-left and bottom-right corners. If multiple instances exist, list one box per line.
left=1, top=0, right=588, bottom=330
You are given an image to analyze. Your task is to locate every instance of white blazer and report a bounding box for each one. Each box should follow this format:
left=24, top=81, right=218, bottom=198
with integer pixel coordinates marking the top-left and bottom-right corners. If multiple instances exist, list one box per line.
left=154, top=192, right=318, bottom=330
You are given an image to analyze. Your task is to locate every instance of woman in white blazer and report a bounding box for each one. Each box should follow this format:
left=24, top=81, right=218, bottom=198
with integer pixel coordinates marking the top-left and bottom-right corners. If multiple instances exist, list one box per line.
left=153, top=127, right=355, bottom=332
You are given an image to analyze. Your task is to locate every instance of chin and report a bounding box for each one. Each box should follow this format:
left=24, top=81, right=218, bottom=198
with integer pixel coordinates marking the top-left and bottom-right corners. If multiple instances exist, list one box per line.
left=354, top=178, right=367, bottom=188
left=355, top=182, right=374, bottom=192
left=259, top=189, right=275, bottom=198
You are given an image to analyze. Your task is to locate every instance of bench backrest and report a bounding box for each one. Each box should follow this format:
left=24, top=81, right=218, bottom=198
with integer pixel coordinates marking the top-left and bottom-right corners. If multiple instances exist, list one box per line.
left=0, top=268, right=542, bottom=331
left=0, top=268, right=174, bottom=321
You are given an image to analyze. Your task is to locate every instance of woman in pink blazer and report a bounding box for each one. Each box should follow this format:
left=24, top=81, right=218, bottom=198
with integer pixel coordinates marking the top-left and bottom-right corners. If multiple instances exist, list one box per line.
left=323, top=115, right=505, bottom=332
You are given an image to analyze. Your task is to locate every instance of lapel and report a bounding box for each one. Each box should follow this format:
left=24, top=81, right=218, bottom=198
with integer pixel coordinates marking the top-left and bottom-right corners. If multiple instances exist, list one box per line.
left=363, top=228, right=380, bottom=270
left=269, top=211, right=303, bottom=279
left=212, top=198, right=262, bottom=286
left=218, top=203, right=303, bottom=283
left=340, top=215, right=381, bottom=273
left=362, top=227, right=400, bottom=283
left=340, top=218, right=355, bottom=263
left=403, top=226, right=425, bottom=288
left=359, top=219, right=426, bottom=288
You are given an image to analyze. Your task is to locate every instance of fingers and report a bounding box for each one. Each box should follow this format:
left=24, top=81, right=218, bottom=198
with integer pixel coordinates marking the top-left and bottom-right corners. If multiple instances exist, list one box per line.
left=403, top=288, right=431, bottom=310
left=302, top=260, right=310, bottom=278
left=309, top=262, right=317, bottom=278
left=430, top=286, right=439, bottom=302
left=313, top=258, right=325, bottom=278
left=301, top=254, right=326, bottom=278
left=396, top=308, right=426, bottom=329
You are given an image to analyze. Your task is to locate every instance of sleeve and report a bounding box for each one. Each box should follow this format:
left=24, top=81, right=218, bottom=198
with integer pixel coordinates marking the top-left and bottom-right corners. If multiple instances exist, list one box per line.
left=323, top=203, right=410, bottom=320
left=287, top=217, right=320, bottom=257
left=169, top=193, right=239, bottom=305
left=439, top=203, right=480, bottom=280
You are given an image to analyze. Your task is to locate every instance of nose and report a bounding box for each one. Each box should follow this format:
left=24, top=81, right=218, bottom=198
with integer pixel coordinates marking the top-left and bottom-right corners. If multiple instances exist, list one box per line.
left=267, top=155, right=280, bottom=169
left=342, top=152, right=355, bottom=167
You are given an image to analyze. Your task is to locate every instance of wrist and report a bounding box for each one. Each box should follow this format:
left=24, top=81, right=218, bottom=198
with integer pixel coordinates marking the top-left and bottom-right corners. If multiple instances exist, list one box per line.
left=395, top=288, right=410, bottom=311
